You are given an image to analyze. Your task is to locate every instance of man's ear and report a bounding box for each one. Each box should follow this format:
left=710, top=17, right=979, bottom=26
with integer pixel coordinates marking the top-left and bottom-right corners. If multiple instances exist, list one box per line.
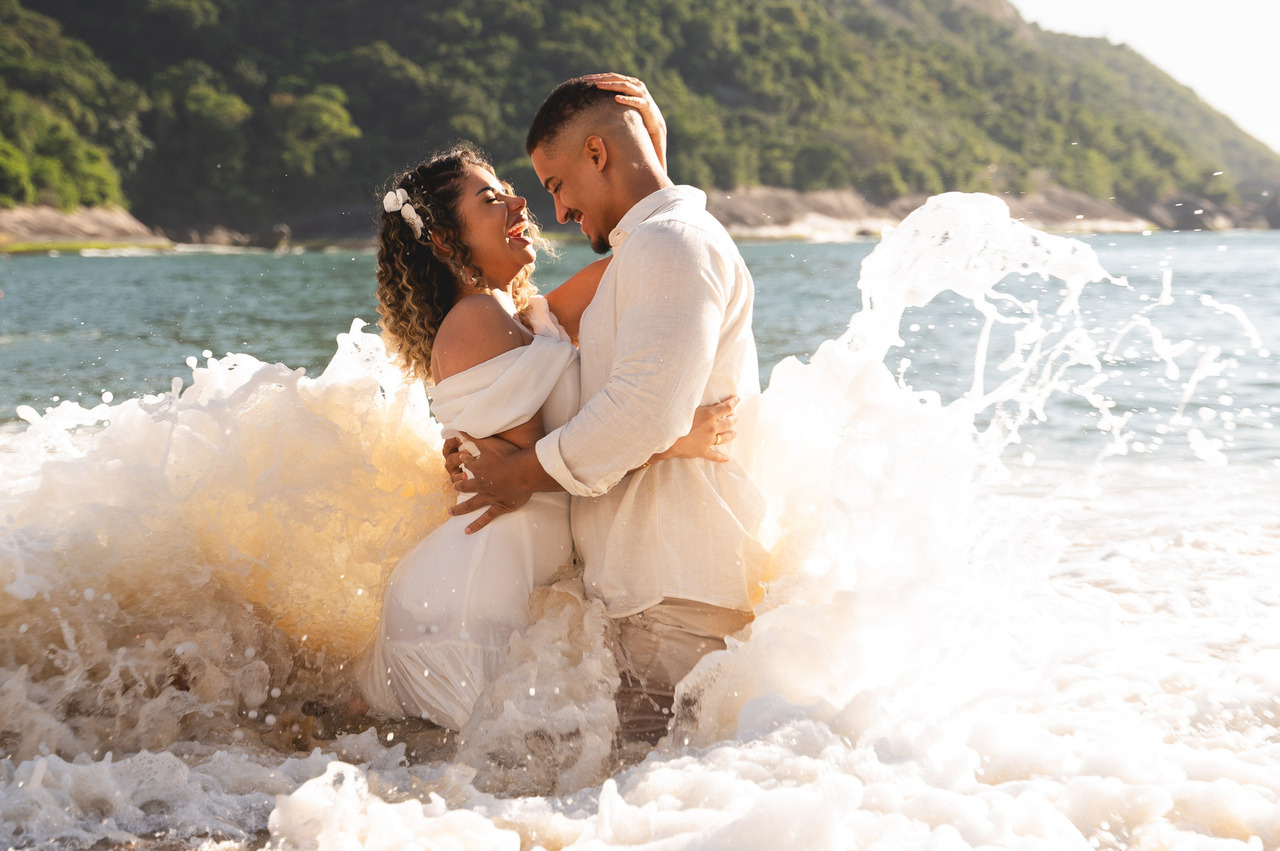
left=583, top=135, right=608, bottom=172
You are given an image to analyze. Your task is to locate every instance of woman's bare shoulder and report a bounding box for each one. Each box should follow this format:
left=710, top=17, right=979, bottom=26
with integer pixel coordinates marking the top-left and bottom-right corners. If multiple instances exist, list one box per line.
left=432, top=293, right=532, bottom=382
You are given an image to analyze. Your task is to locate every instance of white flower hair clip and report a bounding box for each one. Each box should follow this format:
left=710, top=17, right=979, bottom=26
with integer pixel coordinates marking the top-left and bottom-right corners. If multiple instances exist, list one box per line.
left=382, top=188, right=425, bottom=239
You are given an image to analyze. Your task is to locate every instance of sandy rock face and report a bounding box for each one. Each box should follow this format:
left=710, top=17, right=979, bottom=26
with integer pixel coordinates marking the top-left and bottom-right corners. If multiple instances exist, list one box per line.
left=0, top=205, right=162, bottom=244
left=1001, top=186, right=1153, bottom=232
left=706, top=186, right=898, bottom=240
left=1145, top=194, right=1238, bottom=231
left=706, top=184, right=1153, bottom=239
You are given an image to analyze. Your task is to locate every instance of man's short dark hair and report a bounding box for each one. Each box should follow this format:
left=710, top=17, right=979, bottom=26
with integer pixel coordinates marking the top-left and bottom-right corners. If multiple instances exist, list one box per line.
left=525, top=77, right=617, bottom=156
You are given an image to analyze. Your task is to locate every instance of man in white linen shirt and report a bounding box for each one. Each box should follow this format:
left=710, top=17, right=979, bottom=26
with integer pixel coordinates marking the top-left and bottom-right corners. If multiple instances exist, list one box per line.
left=453, top=76, right=768, bottom=742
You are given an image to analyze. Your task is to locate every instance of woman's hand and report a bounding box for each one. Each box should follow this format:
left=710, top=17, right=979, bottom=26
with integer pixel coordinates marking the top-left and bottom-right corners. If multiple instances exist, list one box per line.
left=649, top=396, right=739, bottom=465
left=587, top=73, right=667, bottom=172
left=442, top=436, right=467, bottom=484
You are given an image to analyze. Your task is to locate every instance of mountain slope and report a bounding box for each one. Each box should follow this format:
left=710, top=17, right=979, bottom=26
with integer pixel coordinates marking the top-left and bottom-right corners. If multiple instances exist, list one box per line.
left=5, top=0, right=1278, bottom=231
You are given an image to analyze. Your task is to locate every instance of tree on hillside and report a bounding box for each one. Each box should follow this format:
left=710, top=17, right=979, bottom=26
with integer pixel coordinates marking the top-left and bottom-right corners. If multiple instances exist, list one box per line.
left=0, top=0, right=146, bottom=207
left=7, top=0, right=1280, bottom=228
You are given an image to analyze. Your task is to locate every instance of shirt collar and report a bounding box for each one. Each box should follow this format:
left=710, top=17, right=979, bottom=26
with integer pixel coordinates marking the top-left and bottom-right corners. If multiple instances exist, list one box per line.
left=608, top=185, right=706, bottom=248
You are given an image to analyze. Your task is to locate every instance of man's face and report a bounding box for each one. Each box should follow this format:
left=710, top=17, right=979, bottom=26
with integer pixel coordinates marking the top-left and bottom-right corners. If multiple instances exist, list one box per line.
left=530, top=141, right=613, bottom=254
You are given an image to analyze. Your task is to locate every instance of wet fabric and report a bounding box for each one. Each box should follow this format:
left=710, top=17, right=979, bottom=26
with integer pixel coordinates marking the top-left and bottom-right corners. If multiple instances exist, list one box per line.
left=612, top=597, right=753, bottom=744
left=357, top=297, right=580, bottom=729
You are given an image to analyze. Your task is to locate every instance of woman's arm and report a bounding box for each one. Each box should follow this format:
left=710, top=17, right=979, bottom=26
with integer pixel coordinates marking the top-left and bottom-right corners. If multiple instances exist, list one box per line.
left=646, top=396, right=739, bottom=466
left=544, top=256, right=610, bottom=345
left=587, top=73, right=667, bottom=172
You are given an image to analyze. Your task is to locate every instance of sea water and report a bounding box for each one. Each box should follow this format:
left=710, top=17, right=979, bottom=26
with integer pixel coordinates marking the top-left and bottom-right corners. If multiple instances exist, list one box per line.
left=1, top=194, right=1278, bottom=849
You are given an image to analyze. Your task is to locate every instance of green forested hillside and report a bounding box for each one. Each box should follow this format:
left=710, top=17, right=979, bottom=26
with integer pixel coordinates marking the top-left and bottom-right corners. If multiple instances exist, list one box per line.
left=3, top=0, right=1278, bottom=233
left=0, top=0, right=147, bottom=209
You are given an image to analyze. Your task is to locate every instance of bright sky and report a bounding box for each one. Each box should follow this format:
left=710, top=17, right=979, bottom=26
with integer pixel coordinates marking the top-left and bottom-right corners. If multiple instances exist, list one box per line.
left=1006, top=0, right=1280, bottom=155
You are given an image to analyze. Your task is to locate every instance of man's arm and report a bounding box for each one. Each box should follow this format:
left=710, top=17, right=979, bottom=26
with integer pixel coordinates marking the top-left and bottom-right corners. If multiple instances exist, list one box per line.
left=448, top=438, right=561, bottom=534
left=547, top=222, right=727, bottom=492
left=453, top=220, right=728, bottom=529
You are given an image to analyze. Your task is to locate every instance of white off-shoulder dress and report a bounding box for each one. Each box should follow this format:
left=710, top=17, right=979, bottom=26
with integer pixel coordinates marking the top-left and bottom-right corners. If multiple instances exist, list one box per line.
left=358, top=297, right=580, bottom=730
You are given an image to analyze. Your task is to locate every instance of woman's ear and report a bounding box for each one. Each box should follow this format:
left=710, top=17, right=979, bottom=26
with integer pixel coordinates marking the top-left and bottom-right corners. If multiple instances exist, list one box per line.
left=584, top=135, right=608, bottom=172
left=430, top=230, right=450, bottom=256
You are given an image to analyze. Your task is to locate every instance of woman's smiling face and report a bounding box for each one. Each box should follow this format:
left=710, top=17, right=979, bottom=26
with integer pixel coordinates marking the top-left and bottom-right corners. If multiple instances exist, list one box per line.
left=454, top=164, right=536, bottom=288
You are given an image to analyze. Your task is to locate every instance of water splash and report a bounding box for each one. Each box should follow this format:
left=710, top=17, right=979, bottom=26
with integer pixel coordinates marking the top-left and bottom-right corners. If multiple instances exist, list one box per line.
left=455, top=576, right=620, bottom=797
left=2, top=194, right=1274, bottom=849
left=1, top=321, right=455, bottom=768
left=675, top=193, right=1116, bottom=747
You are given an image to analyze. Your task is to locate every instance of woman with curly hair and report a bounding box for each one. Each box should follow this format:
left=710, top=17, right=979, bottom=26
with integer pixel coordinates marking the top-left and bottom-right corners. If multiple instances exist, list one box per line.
left=357, top=78, right=737, bottom=730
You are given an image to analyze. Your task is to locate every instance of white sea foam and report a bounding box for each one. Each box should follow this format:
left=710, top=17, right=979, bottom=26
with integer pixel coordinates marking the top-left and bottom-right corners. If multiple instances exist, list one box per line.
left=3, top=194, right=1277, bottom=849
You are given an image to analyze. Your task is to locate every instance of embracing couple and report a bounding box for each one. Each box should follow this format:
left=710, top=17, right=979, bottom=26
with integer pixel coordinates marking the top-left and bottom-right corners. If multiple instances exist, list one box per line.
left=357, top=74, right=768, bottom=746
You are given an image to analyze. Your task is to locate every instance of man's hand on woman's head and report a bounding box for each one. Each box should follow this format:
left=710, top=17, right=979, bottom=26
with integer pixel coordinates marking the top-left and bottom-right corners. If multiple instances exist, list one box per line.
left=585, top=73, right=667, bottom=173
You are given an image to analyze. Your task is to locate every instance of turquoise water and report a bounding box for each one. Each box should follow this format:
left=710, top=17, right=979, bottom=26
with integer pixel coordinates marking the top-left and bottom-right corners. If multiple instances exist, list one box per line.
left=4, top=204, right=1280, bottom=849
left=2, top=230, right=1278, bottom=461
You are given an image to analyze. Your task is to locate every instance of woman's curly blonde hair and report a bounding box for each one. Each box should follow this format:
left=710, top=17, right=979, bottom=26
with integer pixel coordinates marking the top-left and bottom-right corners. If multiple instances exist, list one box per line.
left=375, top=143, right=551, bottom=382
